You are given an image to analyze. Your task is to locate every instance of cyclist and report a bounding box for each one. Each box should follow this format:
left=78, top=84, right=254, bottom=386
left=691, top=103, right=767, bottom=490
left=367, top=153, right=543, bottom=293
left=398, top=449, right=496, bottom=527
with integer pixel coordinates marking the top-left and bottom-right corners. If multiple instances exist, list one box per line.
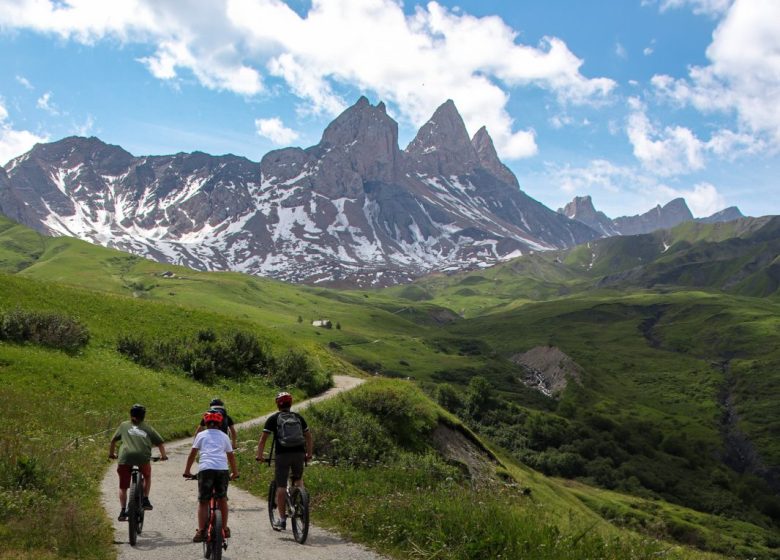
left=255, top=391, right=312, bottom=531
left=194, top=398, right=237, bottom=448
left=108, top=404, right=168, bottom=521
left=183, top=410, right=239, bottom=542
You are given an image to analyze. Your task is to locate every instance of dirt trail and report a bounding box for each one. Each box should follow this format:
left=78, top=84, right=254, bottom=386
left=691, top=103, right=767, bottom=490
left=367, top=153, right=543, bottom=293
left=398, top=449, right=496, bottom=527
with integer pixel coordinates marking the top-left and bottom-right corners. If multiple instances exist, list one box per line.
left=100, top=375, right=387, bottom=560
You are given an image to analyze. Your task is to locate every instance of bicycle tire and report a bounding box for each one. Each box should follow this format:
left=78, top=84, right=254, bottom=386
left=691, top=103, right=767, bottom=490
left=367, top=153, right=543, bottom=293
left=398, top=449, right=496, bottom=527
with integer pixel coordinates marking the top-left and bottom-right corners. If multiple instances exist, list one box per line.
left=212, top=509, right=223, bottom=560
left=290, top=486, right=310, bottom=544
left=267, top=480, right=277, bottom=528
left=128, top=475, right=140, bottom=546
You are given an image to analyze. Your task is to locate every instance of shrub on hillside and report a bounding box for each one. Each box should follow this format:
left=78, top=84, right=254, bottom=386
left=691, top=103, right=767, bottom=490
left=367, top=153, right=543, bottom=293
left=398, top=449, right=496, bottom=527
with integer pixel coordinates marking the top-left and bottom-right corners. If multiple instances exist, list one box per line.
left=116, top=329, right=332, bottom=394
left=117, top=329, right=275, bottom=382
left=0, top=307, right=89, bottom=353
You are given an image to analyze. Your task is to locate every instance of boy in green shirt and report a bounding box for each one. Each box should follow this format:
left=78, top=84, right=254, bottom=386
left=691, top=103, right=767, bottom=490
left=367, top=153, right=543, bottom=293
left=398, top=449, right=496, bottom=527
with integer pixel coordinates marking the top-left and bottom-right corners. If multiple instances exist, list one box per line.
left=109, top=404, right=168, bottom=521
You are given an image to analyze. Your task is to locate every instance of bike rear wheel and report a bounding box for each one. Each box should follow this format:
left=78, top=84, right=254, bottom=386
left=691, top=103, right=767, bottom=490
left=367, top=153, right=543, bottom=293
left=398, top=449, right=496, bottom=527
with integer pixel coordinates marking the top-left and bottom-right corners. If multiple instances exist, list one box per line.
left=209, top=509, right=223, bottom=560
left=266, top=480, right=277, bottom=528
left=128, top=475, right=141, bottom=546
left=290, top=486, right=310, bottom=544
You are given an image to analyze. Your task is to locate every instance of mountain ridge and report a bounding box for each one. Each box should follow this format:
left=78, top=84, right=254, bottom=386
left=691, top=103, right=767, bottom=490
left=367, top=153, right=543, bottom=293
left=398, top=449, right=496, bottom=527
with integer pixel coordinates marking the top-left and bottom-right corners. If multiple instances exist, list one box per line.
left=0, top=98, right=598, bottom=287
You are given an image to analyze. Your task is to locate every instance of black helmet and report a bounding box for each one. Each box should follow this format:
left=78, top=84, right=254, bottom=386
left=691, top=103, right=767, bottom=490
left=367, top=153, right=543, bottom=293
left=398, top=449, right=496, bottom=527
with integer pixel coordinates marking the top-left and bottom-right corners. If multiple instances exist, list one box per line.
left=130, top=404, right=146, bottom=420
left=209, top=398, right=225, bottom=407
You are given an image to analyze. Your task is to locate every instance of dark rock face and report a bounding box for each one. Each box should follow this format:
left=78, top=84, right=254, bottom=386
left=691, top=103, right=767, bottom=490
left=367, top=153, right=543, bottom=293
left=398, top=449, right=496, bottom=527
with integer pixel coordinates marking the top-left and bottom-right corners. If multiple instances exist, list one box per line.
left=699, top=206, right=745, bottom=224
left=405, top=99, right=481, bottom=176
left=0, top=98, right=599, bottom=287
left=559, top=195, right=619, bottom=236
left=613, top=198, right=694, bottom=235
left=472, top=126, right=519, bottom=188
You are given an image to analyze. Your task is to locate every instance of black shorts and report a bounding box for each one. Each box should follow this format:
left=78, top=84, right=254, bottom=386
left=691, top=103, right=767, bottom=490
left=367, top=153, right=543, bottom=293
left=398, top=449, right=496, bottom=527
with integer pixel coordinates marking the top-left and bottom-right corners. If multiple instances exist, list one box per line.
left=198, top=469, right=230, bottom=502
left=274, top=452, right=305, bottom=487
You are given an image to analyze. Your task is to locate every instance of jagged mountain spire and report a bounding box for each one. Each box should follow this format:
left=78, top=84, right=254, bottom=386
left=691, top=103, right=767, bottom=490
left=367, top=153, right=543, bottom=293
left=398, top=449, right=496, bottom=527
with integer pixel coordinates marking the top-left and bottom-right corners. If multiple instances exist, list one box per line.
left=317, top=96, right=400, bottom=183
left=471, top=126, right=519, bottom=187
left=404, top=99, right=480, bottom=176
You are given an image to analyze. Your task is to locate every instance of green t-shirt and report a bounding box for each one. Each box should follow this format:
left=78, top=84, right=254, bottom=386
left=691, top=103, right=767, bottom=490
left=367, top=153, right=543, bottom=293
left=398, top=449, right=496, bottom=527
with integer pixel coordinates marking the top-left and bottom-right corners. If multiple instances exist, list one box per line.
left=113, top=421, right=164, bottom=465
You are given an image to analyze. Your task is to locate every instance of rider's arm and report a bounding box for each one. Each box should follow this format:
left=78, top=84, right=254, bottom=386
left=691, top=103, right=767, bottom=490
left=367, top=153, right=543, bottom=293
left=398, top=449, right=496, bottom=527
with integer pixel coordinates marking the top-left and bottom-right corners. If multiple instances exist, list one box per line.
left=256, top=431, right=269, bottom=461
left=157, top=443, right=168, bottom=461
left=227, top=451, right=238, bottom=479
left=304, top=430, right=313, bottom=461
left=229, top=425, right=237, bottom=449
left=108, top=434, right=120, bottom=459
left=183, top=447, right=198, bottom=477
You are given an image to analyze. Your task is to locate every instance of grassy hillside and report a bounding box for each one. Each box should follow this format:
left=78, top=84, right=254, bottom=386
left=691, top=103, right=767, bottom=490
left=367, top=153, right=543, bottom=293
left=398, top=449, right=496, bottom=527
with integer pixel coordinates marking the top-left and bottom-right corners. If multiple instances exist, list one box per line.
left=236, top=379, right=728, bottom=560
left=1, top=214, right=779, bottom=557
left=0, top=273, right=342, bottom=558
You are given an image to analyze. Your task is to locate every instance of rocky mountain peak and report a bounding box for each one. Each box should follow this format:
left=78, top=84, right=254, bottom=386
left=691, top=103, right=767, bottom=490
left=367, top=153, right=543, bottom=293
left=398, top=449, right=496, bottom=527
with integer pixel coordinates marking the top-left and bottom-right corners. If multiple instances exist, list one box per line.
left=560, top=195, right=596, bottom=219
left=471, top=126, right=519, bottom=187
left=405, top=99, right=480, bottom=176
left=317, top=96, right=400, bottom=184
left=26, top=136, right=135, bottom=175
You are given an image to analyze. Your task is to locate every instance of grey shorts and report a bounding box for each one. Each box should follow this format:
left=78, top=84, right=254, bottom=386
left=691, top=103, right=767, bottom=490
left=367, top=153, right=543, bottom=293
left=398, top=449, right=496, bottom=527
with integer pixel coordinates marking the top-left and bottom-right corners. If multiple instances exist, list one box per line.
left=274, top=452, right=305, bottom=487
left=198, top=469, right=229, bottom=502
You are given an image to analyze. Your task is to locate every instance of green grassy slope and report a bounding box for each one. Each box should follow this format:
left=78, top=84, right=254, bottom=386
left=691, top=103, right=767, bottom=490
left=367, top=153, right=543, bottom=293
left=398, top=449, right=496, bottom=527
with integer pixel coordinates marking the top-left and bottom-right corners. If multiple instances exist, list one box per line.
left=1, top=214, right=778, bottom=557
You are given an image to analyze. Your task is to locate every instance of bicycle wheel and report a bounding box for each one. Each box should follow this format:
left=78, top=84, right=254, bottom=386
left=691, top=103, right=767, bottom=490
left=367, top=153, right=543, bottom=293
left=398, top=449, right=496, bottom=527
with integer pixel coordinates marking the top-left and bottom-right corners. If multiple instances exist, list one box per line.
left=266, top=480, right=277, bottom=528
left=211, top=509, right=223, bottom=560
left=290, top=486, right=310, bottom=544
left=128, top=476, right=140, bottom=546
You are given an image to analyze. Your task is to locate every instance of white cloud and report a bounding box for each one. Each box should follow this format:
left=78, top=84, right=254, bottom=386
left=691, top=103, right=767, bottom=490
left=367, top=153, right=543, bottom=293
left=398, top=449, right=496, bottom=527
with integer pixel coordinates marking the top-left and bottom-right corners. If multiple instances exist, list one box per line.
left=551, top=159, right=642, bottom=195
left=73, top=114, right=96, bottom=137
left=643, top=47, right=654, bottom=56
left=255, top=116, right=299, bottom=145
left=15, top=75, right=33, bottom=89
left=651, top=0, right=780, bottom=147
left=626, top=98, right=705, bottom=175
left=0, top=0, right=616, bottom=160
left=36, top=91, right=59, bottom=115
left=0, top=99, right=48, bottom=166
left=654, top=0, right=733, bottom=17
left=615, top=42, right=628, bottom=59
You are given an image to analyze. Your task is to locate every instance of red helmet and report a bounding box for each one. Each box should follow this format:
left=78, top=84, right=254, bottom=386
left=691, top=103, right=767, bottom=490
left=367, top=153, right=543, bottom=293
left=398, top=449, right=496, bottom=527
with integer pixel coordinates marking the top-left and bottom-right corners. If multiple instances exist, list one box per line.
left=203, top=410, right=223, bottom=425
left=275, top=391, right=293, bottom=407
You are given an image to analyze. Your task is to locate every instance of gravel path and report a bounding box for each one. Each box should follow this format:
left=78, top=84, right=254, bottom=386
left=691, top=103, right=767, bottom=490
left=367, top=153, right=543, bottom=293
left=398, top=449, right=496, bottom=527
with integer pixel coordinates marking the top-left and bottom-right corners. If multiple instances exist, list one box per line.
left=100, top=375, right=387, bottom=560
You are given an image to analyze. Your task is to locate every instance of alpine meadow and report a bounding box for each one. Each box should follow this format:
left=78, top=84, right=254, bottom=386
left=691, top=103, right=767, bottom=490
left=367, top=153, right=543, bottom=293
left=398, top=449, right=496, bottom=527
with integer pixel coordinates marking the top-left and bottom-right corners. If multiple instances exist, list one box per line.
left=1, top=212, right=779, bottom=559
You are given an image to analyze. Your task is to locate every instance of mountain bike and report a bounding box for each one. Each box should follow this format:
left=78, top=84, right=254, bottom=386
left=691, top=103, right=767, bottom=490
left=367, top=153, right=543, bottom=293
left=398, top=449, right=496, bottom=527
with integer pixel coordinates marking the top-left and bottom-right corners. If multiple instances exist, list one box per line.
left=265, top=451, right=310, bottom=544
left=185, top=474, right=236, bottom=559
left=127, top=457, right=163, bottom=546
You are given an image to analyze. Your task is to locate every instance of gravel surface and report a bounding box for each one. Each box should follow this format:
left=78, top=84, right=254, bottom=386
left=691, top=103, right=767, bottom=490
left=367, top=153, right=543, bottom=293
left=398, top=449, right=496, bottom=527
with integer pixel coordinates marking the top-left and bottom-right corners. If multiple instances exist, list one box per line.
left=101, top=375, right=387, bottom=560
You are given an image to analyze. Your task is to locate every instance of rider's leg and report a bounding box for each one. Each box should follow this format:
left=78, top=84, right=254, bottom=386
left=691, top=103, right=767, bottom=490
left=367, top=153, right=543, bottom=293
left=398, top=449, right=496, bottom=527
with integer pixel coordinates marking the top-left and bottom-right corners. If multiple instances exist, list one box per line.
left=197, top=500, right=209, bottom=531
left=141, top=464, right=152, bottom=497
left=118, top=488, right=128, bottom=509
left=219, top=498, right=229, bottom=528
left=276, top=486, right=286, bottom=519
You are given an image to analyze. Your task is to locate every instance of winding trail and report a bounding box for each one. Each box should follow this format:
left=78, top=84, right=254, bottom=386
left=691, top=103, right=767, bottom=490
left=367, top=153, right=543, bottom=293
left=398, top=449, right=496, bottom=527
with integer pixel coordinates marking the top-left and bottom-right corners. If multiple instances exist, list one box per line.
left=100, top=375, right=387, bottom=560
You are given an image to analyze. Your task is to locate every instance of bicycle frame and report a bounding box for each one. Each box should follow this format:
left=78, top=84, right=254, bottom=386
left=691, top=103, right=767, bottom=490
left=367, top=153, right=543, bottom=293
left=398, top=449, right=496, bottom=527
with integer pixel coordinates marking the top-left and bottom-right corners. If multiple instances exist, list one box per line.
left=265, top=449, right=310, bottom=544
left=185, top=475, right=228, bottom=559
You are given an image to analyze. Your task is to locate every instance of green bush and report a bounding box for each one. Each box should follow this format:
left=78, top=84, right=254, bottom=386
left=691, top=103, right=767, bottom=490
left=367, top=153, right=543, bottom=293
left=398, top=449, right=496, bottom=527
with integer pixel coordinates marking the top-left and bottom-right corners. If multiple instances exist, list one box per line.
left=0, top=307, right=89, bottom=353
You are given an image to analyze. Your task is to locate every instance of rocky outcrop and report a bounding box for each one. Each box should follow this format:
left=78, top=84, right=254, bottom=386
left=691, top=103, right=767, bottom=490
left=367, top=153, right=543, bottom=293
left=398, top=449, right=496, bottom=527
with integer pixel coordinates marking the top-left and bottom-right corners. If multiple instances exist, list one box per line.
left=510, top=346, right=583, bottom=398
left=559, top=195, right=618, bottom=236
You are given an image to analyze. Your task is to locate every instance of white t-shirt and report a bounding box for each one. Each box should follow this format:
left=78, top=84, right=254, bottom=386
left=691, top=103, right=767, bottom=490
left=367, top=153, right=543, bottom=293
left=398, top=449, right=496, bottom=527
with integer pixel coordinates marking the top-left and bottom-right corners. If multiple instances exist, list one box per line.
left=192, top=428, right=233, bottom=471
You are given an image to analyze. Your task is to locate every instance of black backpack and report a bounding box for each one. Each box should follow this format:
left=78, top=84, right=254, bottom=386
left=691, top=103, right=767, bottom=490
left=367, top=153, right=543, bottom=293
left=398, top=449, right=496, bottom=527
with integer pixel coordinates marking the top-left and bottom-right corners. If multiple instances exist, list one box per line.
left=276, top=411, right=305, bottom=447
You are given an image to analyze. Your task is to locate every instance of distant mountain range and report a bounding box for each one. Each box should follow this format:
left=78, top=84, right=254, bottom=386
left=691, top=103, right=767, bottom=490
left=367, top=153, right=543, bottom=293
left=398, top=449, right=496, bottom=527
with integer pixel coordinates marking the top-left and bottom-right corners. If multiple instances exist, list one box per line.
left=558, top=195, right=744, bottom=237
left=0, top=97, right=747, bottom=287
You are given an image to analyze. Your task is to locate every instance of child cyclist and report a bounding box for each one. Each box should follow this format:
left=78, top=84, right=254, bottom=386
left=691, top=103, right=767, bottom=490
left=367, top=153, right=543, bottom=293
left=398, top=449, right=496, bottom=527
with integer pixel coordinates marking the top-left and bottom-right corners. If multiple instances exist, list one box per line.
left=183, top=410, right=239, bottom=542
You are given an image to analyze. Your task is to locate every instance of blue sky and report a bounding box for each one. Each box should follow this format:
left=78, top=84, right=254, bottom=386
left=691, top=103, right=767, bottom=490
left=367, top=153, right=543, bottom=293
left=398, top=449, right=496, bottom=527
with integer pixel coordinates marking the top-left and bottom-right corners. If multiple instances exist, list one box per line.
left=1, top=0, right=778, bottom=218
